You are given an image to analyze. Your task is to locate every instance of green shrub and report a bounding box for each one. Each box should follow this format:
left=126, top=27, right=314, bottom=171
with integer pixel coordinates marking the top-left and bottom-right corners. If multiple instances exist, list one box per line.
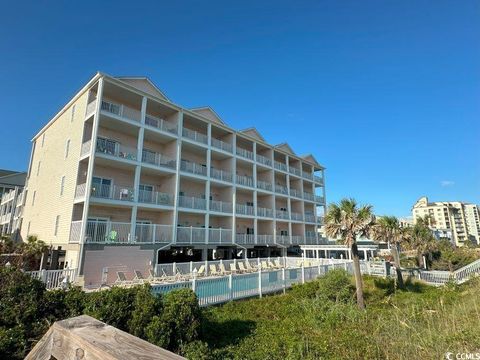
left=180, top=340, right=211, bottom=360
left=128, top=284, right=162, bottom=338
left=315, top=269, right=355, bottom=304
left=290, top=279, right=320, bottom=299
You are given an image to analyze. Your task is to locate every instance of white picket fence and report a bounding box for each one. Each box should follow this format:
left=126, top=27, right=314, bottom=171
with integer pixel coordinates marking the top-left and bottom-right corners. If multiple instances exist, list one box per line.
left=26, top=268, right=77, bottom=290
left=413, top=259, right=480, bottom=286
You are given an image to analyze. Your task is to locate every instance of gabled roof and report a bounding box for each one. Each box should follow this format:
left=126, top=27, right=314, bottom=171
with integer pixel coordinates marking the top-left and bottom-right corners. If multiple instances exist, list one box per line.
left=300, top=154, right=324, bottom=169
left=115, top=77, right=169, bottom=101
left=240, top=128, right=266, bottom=142
left=190, top=107, right=225, bottom=125
left=275, top=143, right=296, bottom=155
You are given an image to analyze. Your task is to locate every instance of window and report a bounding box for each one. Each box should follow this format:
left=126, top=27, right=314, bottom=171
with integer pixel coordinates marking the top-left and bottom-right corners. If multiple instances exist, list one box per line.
left=41, top=134, right=45, bottom=147
left=71, top=105, right=76, bottom=122
left=31, top=191, right=36, bottom=206
left=60, top=176, right=65, bottom=196
left=65, top=139, right=71, bottom=159
left=37, top=161, right=41, bottom=176
left=54, top=215, right=60, bottom=236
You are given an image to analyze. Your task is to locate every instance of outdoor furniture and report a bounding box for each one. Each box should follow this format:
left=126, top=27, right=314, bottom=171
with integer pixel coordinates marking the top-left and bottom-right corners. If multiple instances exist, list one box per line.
left=229, top=263, right=237, bottom=274
left=115, top=271, right=133, bottom=286
left=238, top=262, right=247, bottom=272
left=261, top=261, right=269, bottom=270
left=245, top=260, right=257, bottom=271
left=133, top=270, right=147, bottom=283
left=268, top=260, right=277, bottom=269
left=209, top=264, right=220, bottom=276
left=219, top=263, right=230, bottom=275
left=274, top=259, right=282, bottom=268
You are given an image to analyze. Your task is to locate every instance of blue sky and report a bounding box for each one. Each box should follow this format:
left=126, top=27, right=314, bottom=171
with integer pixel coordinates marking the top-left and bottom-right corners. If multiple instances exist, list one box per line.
left=0, top=0, right=478, bottom=216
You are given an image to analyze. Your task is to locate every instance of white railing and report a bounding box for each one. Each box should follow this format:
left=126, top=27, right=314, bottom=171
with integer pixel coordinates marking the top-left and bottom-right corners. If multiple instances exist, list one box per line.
left=290, top=212, right=304, bottom=221
left=305, top=236, right=318, bottom=245
left=211, top=138, right=233, bottom=153
left=256, top=154, right=272, bottom=166
left=209, top=200, right=233, bottom=213
left=101, top=100, right=141, bottom=122
left=145, top=115, right=178, bottom=134
left=96, top=138, right=137, bottom=161
left=27, top=268, right=77, bottom=290
left=303, top=192, right=314, bottom=201
left=236, top=147, right=254, bottom=160
left=182, top=127, right=208, bottom=144
left=80, top=140, right=92, bottom=156
left=276, top=210, right=290, bottom=220
left=85, top=100, right=97, bottom=117
left=210, top=167, right=233, bottom=183
left=138, top=190, right=173, bottom=206
left=454, top=259, right=480, bottom=283
left=274, top=161, right=287, bottom=172
left=413, top=259, right=480, bottom=286
left=141, top=151, right=176, bottom=170
left=235, top=233, right=256, bottom=244
left=236, top=174, right=254, bottom=187
left=291, top=235, right=305, bottom=244
left=275, top=185, right=288, bottom=195
left=90, top=184, right=135, bottom=202
left=85, top=220, right=132, bottom=243
left=209, top=228, right=233, bottom=244
left=180, top=160, right=207, bottom=176
left=289, top=166, right=301, bottom=177
left=74, top=183, right=86, bottom=199
left=257, top=180, right=273, bottom=192
left=276, top=235, right=291, bottom=244
left=236, top=203, right=254, bottom=216
left=316, top=216, right=324, bottom=225
left=135, top=224, right=173, bottom=243
left=176, top=226, right=206, bottom=244
left=289, top=188, right=302, bottom=198
left=178, top=195, right=207, bottom=210
left=257, top=207, right=274, bottom=218
left=315, top=195, right=325, bottom=203
left=305, top=214, right=315, bottom=223
left=69, top=220, right=82, bottom=243
left=303, top=171, right=314, bottom=181
left=257, top=234, right=274, bottom=244
left=314, top=175, right=324, bottom=185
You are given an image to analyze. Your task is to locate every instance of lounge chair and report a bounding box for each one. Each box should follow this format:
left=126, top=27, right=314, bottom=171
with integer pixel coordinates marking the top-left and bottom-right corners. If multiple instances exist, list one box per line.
left=209, top=264, right=220, bottom=276
left=238, top=261, right=247, bottom=272
left=133, top=270, right=147, bottom=283
left=148, top=269, right=167, bottom=283
left=219, top=263, right=230, bottom=275
left=196, top=265, right=206, bottom=277
left=274, top=259, right=282, bottom=268
left=245, top=260, right=257, bottom=271
left=115, top=271, right=133, bottom=286
left=229, top=263, right=238, bottom=274
left=268, top=260, right=276, bottom=269
left=261, top=261, right=269, bottom=270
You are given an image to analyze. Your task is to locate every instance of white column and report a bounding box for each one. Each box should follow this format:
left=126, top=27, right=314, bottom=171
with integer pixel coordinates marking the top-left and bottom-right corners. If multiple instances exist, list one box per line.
left=205, top=123, right=211, bottom=244
left=172, top=111, right=184, bottom=244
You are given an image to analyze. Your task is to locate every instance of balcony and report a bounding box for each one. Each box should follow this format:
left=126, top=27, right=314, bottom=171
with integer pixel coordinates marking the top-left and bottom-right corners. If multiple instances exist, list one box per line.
left=75, top=183, right=86, bottom=199
left=276, top=235, right=291, bottom=245
left=303, top=172, right=314, bottom=181
left=142, top=150, right=176, bottom=170
left=314, top=175, right=324, bottom=185
left=257, top=207, right=274, bottom=218
left=80, top=140, right=92, bottom=156
left=303, top=192, right=315, bottom=201
left=69, top=220, right=82, bottom=243
left=85, top=100, right=97, bottom=118
left=182, top=127, right=208, bottom=145
left=257, top=234, right=274, bottom=244
left=180, top=160, right=207, bottom=176
left=145, top=114, right=178, bottom=135
left=91, top=184, right=135, bottom=202
left=317, top=216, right=324, bottom=225
left=178, top=195, right=207, bottom=210
left=291, top=235, right=305, bottom=244
left=235, top=233, right=255, bottom=244
left=274, top=161, right=287, bottom=172
left=138, top=189, right=173, bottom=206
left=211, top=138, right=233, bottom=153
left=210, top=167, right=233, bottom=183
left=305, top=235, right=318, bottom=245
left=236, top=174, right=254, bottom=188
left=96, top=138, right=137, bottom=161
left=209, top=228, right=233, bottom=244
left=176, top=226, right=206, bottom=244
left=257, top=154, right=272, bottom=167
left=290, top=212, right=304, bottom=221
left=275, top=185, right=288, bottom=195
left=135, top=223, right=173, bottom=243
left=209, top=200, right=233, bottom=213
left=289, top=188, right=302, bottom=198
left=289, top=166, right=302, bottom=177
left=257, top=180, right=273, bottom=192
left=85, top=220, right=132, bottom=243
left=101, top=100, right=141, bottom=122
left=304, top=214, right=315, bottom=223
left=315, top=195, right=325, bottom=203
left=236, top=203, right=254, bottom=216
left=276, top=210, right=290, bottom=220
left=236, top=147, right=254, bottom=160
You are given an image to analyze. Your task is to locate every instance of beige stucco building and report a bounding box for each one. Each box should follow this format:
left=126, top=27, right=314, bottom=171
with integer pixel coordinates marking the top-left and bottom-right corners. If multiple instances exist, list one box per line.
left=412, top=196, right=480, bottom=246
left=20, top=73, right=326, bottom=287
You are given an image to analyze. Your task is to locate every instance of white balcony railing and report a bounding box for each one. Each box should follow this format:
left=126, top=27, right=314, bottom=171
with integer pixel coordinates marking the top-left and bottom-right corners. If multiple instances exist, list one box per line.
left=211, top=138, right=233, bottom=153
left=257, top=234, right=274, bottom=244
left=304, top=214, right=315, bottom=223
left=141, top=151, right=176, bottom=170
left=96, top=138, right=137, bottom=161
left=256, top=154, right=272, bottom=167
left=291, top=235, right=305, bottom=244
left=209, top=228, right=233, bottom=244
left=176, top=226, right=206, bottom=244
left=236, top=147, right=254, bottom=160
left=315, top=195, right=325, bottom=203
left=303, top=172, right=314, bottom=181
left=289, top=166, right=301, bottom=177
left=290, top=212, right=304, bottom=221
left=69, top=220, right=82, bottom=243
left=80, top=140, right=92, bottom=156
left=236, top=203, right=255, bottom=216
left=182, top=127, right=208, bottom=144
left=75, top=183, right=86, bottom=199
left=85, top=100, right=97, bottom=117
left=90, top=184, right=135, bottom=202
left=145, top=115, right=178, bottom=135
left=235, top=233, right=255, bottom=244
left=236, top=174, right=254, bottom=187
left=138, top=190, right=173, bottom=206
left=180, top=160, right=207, bottom=176
left=257, top=207, right=274, bottom=218
left=178, top=195, right=207, bottom=210
left=85, top=220, right=132, bottom=243
left=274, top=161, right=287, bottom=172
left=276, top=210, right=290, bottom=220
left=275, top=185, right=288, bottom=195
left=257, top=180, right=273, bottom=192
left=209, top=200, right=233, bottom=213
left=276, top=235, right=291, bottom=244
left=314, top=175, right=324, bottom=185
left=135, top=224, right=173, bottom=243
left=210, top=167, right=233, bottom=183
left=303, top=192, right=315, bottom=201
left=305, top=236, right=318, bottom=245
left=289, top=188, right=302, bottom=198
left=101, top=100, right=141, bottom=122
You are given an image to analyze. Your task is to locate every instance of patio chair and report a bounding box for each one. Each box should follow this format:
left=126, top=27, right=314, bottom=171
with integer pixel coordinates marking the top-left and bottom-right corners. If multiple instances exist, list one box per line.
left=261, top=261, right=269, bottom=270
left=219, top=263, right=230, bottom=275
left=238, top=261, right=247, bottom=273
left=196, top=265, right=206, bottom=277
left=274, top=259, right=282, bottom=268
left=115, top=271, right=133, bottom=286
left=148, top=269, right=166, bottom=283
left=268, top=260, right=276, bottom=269
left=245, top=260, right=257, bottom=271
left=229, top=263, right=238, bottom=274
left=133, top=270, right=147, bottom=283
left=209, top=264, right=220, bottom=276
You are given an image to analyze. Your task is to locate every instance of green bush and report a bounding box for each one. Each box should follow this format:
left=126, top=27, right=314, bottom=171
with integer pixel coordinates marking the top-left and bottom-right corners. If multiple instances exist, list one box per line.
left=128, top=284, right=162, bottom=338
left=180, top=340, right=211, bottom=360
left=315, top=269, right=355, bottom=304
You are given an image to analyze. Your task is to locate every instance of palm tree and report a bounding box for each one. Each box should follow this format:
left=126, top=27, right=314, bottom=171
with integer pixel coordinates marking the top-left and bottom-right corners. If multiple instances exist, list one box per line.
left=408, top=216, right=437, bottom=269
left=324, top=198, right=375, bottom=310
left=371, top=216, right=409, bottom=288
left=18, top=235, right=48, bottom=270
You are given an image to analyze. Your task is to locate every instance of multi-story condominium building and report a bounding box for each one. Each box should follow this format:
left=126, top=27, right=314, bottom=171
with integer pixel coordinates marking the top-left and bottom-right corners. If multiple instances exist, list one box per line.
left=0, top=169, right=26, bottom=197
left=412, top=196, right=480, bottom=246
left=0, top=186, right=25, bottom=239
left=20, top=73, right=326, bottom=287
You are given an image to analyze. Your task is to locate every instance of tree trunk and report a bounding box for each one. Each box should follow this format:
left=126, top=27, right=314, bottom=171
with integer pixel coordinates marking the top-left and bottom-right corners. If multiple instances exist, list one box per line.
left=391, top=244, right=404, bottom=289
left=351, top=242, right=365, bottom=310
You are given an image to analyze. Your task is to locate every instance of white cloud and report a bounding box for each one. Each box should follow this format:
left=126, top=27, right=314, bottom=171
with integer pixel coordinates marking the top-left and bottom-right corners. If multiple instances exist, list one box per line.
left=441, top=180, right=455, bottom=187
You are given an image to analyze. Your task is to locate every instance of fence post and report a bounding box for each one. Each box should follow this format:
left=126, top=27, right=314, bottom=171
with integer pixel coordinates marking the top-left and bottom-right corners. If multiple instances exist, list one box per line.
left=172, top=262, right=176, bottom=276
left=192, top=271, right=197, bottom=292
left=258, top=267, right=262, bottom=298
left=205, top=259, right=208, bottom=276
left=190, top=261, right=193, bottom=273
left=228, top=274, right=233, bottom=300
left=301, top=263, right=305, bottom=284
left=282, top=267, right=286, bottom=294
left=41, top=269, right=47, bottom=284
left=344, top=261, right=347, bottom=271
